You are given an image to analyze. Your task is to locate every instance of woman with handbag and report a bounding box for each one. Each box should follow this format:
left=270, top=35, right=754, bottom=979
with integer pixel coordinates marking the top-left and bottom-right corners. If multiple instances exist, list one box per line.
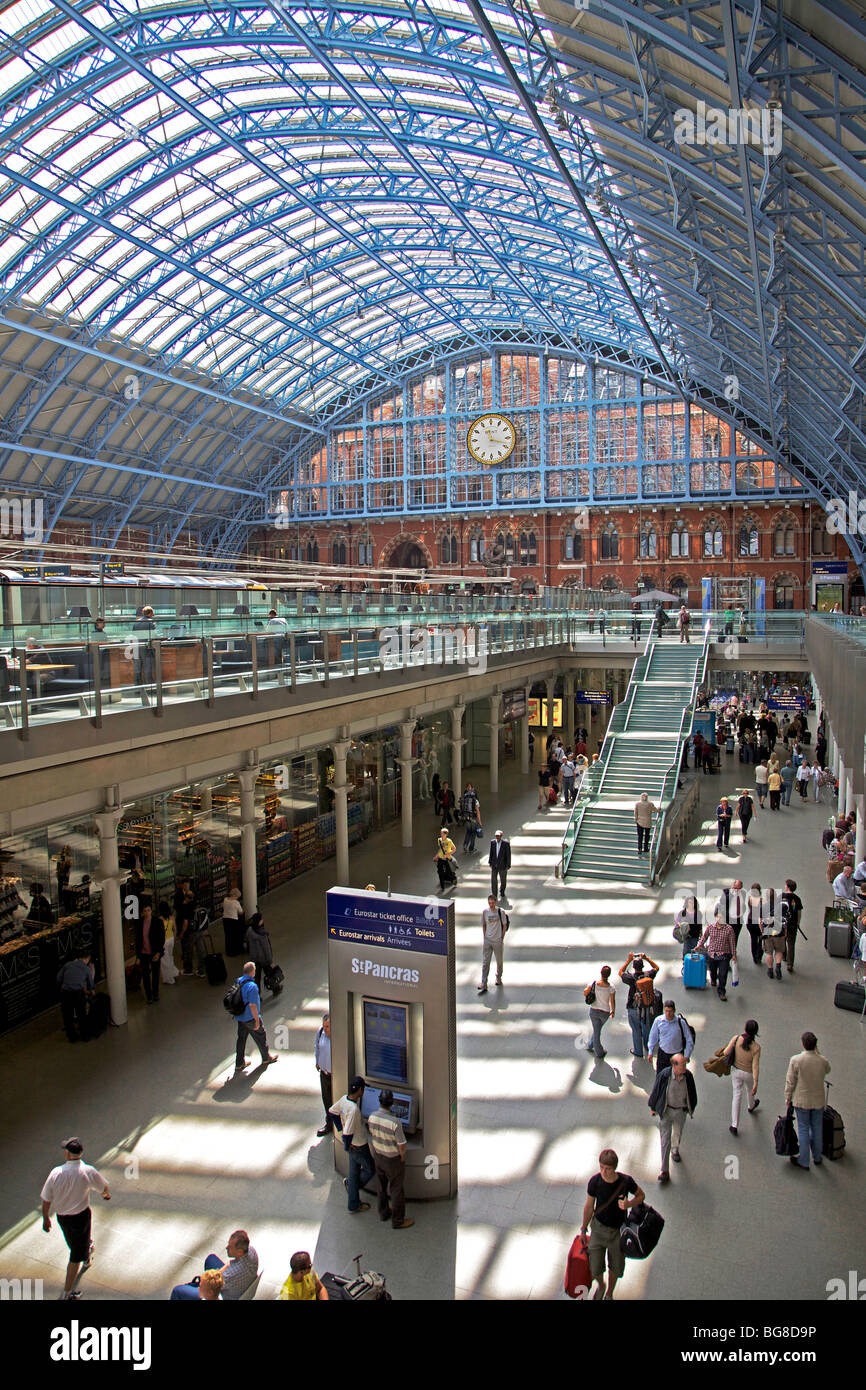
left=674, top=894, right=702, bottom=957
left=724, top=1019, right=761, bottom=1134
left=584, top=966, right=616, bottom=1060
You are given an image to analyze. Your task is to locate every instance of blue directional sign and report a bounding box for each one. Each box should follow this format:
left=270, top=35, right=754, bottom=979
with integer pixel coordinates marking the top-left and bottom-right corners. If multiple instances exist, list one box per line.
left=326, top=888, right=449, bottom=956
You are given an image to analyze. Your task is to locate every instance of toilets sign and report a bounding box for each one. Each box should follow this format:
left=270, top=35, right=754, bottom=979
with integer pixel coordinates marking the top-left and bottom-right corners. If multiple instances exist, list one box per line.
left=327, top=888, right=449, bottom=956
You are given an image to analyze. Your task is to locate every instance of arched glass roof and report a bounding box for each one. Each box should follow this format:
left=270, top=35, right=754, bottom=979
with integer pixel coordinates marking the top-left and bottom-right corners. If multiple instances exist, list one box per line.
left=0, top=0, right=864, bottom=566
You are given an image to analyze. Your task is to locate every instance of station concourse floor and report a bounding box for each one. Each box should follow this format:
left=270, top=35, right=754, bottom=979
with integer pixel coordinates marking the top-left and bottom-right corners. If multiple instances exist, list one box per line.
left=1, top=754, right=864, bottom=1302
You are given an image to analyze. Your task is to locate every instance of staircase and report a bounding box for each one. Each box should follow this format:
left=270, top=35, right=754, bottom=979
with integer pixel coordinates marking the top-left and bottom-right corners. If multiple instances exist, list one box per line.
left=561, top=628, right=709, bottom=883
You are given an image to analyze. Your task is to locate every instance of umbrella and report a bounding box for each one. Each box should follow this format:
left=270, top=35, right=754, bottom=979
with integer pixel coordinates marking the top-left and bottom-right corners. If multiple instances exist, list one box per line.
left=631, top=588, right=680, bottom=604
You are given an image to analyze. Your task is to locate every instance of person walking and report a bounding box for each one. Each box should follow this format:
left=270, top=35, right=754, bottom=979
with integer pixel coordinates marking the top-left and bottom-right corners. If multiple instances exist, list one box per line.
left=780, top=760, right=796, bottom=806
left=460, top=782, right=482, bottom=853
left=598, top=607, right=607, bottom=645
left=634, top=792, right=657, bottom=855
left=678, top=604, right=690, bottom=643
left=367, top=1089, right=414, bottom=1230
left=232, top=962, right=278, bottom=1076
left=724, top=1019, right=761, bottom=1135
left=796, top=759, right=811, bottom=800
left=560, top=755, right=577, bottom=806
left=784, top=1032, right=831, bottom=1170
left=618, top=952, right=659, bottom=1059
left=159, top=900, right=180, bottom=987
left=715, top=880, right=745, bottom=950
left=438, top=780, right=455, bottom=824
left=134, top=903, right=165, bottom=1005
left=435, top=826, right=457, bottom=893
left=477, top=895, right=509, bottom=994
left=40, top=1137, right=111, bottom=1300
left=744, top=883, right=767, bottom=966
left=674, top=894, right=703, bottom=957
left=243, top=910, right=273, bottom=992
left=781, top=879, right=805, bottom=974
left=755, top=760, right=769, bottom=809
left=538, top=762, right=551, bottom=809
left=736, top=789, right=754, bottom=843
left=584, top=965, right=615, bottom=1060
left=647, top=999, right=695, bottom=1072
left=329, top=1076, right=376, bottom=1214
left=315, top=1013, right=333, bottom=1136
left=580, top=1149, right=644, bottom=1301
left=654, top=603, right=669, bottom=638
left=716, top=796, right=733, bottom=850
left=56, top=950, right=95, bottom=1043
left=811, top=761, right=822, bottom=803
left=649, top=1054, right=698, bottom=1183
left=697, top=913, right=737, bottom=1001
left=768, top=766, right=782, bottom=810
left=488, top=830, right=511, bottom=902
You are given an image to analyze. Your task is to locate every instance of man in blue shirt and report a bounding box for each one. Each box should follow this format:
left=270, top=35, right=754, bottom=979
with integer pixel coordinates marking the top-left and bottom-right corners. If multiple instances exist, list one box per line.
left=57, top=952, right=95, bottom=1043
left=647, top=1000, right=695, bottom=1073
left=315, top=1014, right=333, bottom=1136
left=234, top=962, right=278, bottom=1075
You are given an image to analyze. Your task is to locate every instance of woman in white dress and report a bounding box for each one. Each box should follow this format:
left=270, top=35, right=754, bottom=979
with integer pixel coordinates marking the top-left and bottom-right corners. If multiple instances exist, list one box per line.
left=159, top=899, right=180, bottom=985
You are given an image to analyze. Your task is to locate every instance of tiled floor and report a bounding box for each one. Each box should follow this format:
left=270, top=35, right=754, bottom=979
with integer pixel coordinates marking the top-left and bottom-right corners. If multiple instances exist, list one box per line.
left=1, top=753, right=864, bottom=1300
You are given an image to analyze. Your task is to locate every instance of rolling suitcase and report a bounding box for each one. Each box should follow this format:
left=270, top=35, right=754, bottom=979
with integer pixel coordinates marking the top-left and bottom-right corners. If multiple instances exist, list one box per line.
left=725, top=736, right=734, bottom=753
left=825, top=920, right=853, bottom=958
left=834, top=980, right=866, bottom=1014
left=86, top=992, right=112, bottom=1038
left=683, top=952, right=708, bottom=989
left=822, top=1082, right=846, bottom=1160
left=564, top=1233, right=592, bottom=1299
left=201, top=932, right=227, bottom=985
left=223, top=918, right=246, bottom=957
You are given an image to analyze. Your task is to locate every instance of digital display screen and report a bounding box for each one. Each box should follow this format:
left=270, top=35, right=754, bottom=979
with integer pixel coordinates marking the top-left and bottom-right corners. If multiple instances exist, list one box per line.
left=361, top=1085, right=414, bottom=1132
left=363, top=999, right=409, bottom=1084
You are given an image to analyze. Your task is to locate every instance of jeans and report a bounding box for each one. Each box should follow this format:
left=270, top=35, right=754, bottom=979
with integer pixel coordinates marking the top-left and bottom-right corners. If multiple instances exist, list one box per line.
left=708, top=953, right=731, bottom=995
left=782, top=782, right=793, bottom=804
left=731, top=1069, right=757, bottom=1126
left=235, top=1018, right=270, bottom=1070
left=562, top=780, right=575, bottom=805
left=138, top=956, right=160, bottom=1002
left=347, top=1143, right=376, bottom=1210
left=589, top=1007, right=610, bottom=1058
left=171, top=1253, right=223, bottom=1300
left=716, top=819, right=731, bottom=848
left=659, top=1107, right=687, bottom=1172
left=794, top=1107, right=824, bottom=1169
left=627, top=1006, right=650, bottom=1056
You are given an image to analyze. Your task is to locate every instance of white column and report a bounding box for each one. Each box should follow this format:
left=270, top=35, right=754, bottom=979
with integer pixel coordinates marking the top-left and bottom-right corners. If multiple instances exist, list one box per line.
left=399, top=719, right=415, bottom=849
left=837, top=757, right=847, bottom=817
left=489, top=692, right=501, bottom=796
left=521, top=683, right=531, bottom=774
left=238, top=767, right=259, bottom=917
left=846, top=774, right=855, bottom=819
left=333, top=739, right=351, bottom=883
left=450, top=703, right=466, bottom=794
left=832, top=738, right=839, bottom=777
left=564, top=671, right=575, bottom=749
left=856, top=795, right=866, bottom=865
left=95, top=807, right=126, bottom=1028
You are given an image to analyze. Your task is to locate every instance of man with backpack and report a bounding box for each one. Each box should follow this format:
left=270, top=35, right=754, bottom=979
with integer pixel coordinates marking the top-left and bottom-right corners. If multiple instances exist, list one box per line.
left=226, top=962, right=278, bottom=1075
left=618, top=952, right=660, bottom=1060
left=477, top=895, right=509, bottom=994
left=648, top=1053, right=698, bottom=1183
left=460, top=783, right=482, bottom=853
left=781, top=879, right=805, bottom=974
left=647, top=1000, right=695, bottom=1073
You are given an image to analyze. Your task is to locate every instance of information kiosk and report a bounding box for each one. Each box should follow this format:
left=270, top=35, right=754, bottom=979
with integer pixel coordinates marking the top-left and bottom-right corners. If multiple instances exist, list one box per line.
left=326, top=886, right=457, bottom=1199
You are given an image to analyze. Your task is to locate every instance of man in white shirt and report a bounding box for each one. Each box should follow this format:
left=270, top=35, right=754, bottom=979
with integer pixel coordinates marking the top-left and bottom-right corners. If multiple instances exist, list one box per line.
left=329, top=1075, right=376, bottom=1214
left=41, top=1137, right=110, bottom=1299
left=833, top=865, right=858, bottom=905
left=266, top=608, right=288, bottom=668
left=478, top=894, right=509, bottom=994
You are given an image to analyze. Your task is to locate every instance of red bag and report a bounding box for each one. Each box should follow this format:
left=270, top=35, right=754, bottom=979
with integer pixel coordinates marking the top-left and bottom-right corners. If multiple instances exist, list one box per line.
left=548, top=787, right=558, bottom=805
left=564, top=1232, right=592, bottom=1299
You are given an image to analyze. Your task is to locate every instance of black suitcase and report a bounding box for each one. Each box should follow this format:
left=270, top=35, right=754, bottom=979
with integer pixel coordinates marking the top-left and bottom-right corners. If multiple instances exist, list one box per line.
left=264, top=963, right=284, bottom=995
left=201, top=932, right=227, bottom=986
left=834, top=980, right=866, bottom=1014
left=822, top=1081, right=846, bottom=1160
left=223, top=918, right=246, bottom=957
left=86, top=992, right=112, bottom=1038
left=825, top=920, right=853, bottom=958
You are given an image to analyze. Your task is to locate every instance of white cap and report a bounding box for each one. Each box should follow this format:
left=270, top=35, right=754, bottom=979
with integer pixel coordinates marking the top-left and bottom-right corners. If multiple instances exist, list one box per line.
left=495, top=829, right=503, bottom=837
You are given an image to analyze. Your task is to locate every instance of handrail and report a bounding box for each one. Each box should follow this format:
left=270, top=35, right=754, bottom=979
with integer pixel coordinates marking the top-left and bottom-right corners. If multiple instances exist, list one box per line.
left=647, top=619, right=711, bottom=882
left=561, top=798, right=589, bottom=878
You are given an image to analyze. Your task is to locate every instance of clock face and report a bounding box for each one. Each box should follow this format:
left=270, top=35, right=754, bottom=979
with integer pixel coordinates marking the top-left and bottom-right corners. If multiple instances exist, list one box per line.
left=467, top=413, right=517, bottom=465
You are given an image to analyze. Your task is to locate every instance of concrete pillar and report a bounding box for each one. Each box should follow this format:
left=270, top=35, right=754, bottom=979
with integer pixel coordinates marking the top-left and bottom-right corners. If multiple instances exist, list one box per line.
left=846, top=774, right=855, bottom=819
left=489, top=693, right=501, bottom=795
left=831, top=736, right=839, bottom=777
left=238, top=766, right=259, bottom=917
left=564, top=671, right=575, bottom=749
left=333, top=739, right=351, bottom=883
left=856, top=795, right=865, bottom=866
left=521, top=683, right=532, bottom=774
left=95, top=806, right=126, bottom=1028
left=450, top=703, right=466, bottom=794
left=837, top=757, right=846, bottom=817
left=399, top=719, right=415, bottom=849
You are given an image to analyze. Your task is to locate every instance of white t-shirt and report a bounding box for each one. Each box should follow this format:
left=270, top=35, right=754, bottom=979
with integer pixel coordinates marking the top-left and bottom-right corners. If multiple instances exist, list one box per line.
left=267, top=616, right=288, bottom=634
left=328, top=1094, right=370, bottom=1149
left=482, top=907, right=508, bottom=941
left=222, top=897, right=243, bottom=920
left=41, top=1160, right=107, bottom=1216
left=755, top=765, right=769, bottom=785
left=591, top=981, right=615, bottom=1012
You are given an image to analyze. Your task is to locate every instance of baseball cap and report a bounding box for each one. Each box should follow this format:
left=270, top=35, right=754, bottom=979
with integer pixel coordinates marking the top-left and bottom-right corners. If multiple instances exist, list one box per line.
left=62, top=1137, right=83, bottom=1155
left=494, top=829, right=503, bottom=837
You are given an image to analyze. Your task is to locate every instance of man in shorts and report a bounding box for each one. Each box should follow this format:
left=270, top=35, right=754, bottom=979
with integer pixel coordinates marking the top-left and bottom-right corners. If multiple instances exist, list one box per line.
left=580, top=1148, right=645, bottom=1300
left=40, top=1137, right=111, bottom=1299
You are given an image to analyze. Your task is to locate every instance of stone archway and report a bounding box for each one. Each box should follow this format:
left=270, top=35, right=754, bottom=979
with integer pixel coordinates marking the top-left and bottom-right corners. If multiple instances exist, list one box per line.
left=387, top=538, right=430, bottom=570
